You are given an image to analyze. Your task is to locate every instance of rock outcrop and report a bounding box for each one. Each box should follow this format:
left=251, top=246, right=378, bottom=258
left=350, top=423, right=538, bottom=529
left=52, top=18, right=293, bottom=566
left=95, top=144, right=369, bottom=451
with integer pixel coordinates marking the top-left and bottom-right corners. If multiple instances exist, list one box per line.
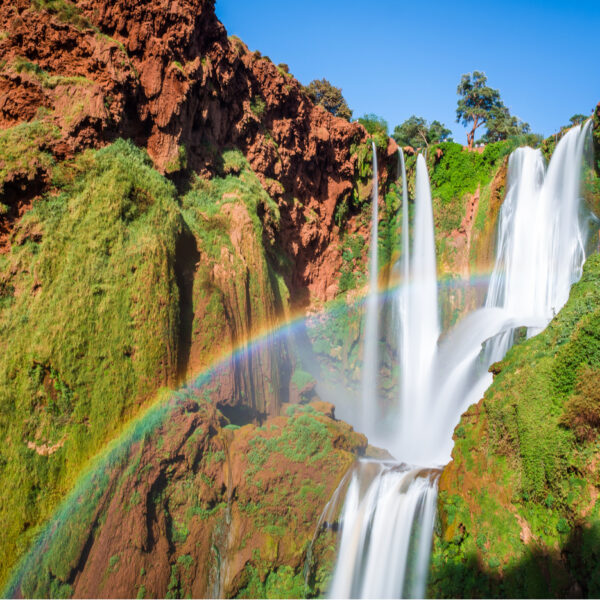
left=10, top=395, right=366, bottom=599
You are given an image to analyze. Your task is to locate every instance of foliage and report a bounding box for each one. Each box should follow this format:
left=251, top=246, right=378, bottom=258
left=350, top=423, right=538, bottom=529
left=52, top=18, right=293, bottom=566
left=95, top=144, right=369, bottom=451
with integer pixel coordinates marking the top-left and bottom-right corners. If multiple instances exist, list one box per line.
left=392, top=115, right=452, bottom=148
left=427, top=140, right=513, bottom=233
left=303, top=78, right=352, bottom=120
left=250, top=96, right=267, bottom=118
left=0, top=120, right=60, bottom=197
left=0, top=140, right=182, bottom=586
left=478, top=104, right=532, bottom=144
left=569, top=114, right=589, bottom=127
left=12, top=57, right=93, bottom=90
left=30, top=0, right=92, bottom=30
left=430, top=253, right=600, bottom=598
left=456, top=71, right=502, bottom=148
left=358, top=114, right=389, bottom=152
left=290, top=368, right=315, bottom=391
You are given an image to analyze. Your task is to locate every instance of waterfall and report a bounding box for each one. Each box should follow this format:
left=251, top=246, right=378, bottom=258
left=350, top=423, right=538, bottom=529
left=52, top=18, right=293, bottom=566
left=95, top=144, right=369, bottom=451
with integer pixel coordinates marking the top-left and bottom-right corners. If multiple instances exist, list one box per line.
left=328, top=122, right=594, bottom=599
left=485, top=121, right=592, bottom=361
left=397, top=149, right=410, bottom=398
left=328, top=461, right=439, bottom=599
left=397, top=154, right=440, bottom=463
left=360, top=142, right=379, bottom=437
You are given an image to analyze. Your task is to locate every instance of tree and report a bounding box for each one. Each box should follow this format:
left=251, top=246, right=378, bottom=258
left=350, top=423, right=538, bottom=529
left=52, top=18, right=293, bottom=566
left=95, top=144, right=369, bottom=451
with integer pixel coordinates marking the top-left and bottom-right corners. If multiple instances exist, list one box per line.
left=392, top=116, right=451, bottom=149
left=479, top=105, right=531, bottom=143
left=569, top=114, right=588, bottom=127
left=358, top=113, right=388, bottom=135
left=304, top=79, right=352, bottom=120
left=456, top=71, right=502, bottom=149
left=428, top=120, right=452, bottom=144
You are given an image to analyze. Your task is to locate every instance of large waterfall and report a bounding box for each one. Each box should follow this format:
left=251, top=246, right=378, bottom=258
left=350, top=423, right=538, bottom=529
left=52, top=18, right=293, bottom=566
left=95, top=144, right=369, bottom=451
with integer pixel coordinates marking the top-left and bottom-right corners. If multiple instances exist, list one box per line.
left=328, top=122, right=594, bottom=599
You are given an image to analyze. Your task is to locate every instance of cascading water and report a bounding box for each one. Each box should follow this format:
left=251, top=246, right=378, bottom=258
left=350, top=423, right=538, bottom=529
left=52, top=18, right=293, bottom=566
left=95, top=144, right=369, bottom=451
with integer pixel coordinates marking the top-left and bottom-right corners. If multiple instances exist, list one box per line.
left=328, top=122, right=595, bottom=599
left=485, top=121, right=593, bottom=361
left=360, top=142, right=379, bottom=436
left=397, top=154, right=440, bottom=463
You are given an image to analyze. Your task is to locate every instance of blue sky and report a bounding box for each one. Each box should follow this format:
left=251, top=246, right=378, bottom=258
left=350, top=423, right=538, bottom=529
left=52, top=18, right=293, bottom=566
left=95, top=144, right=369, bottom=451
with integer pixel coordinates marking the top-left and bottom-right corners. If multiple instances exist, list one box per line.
left=215, top=0, right=600, bottom=143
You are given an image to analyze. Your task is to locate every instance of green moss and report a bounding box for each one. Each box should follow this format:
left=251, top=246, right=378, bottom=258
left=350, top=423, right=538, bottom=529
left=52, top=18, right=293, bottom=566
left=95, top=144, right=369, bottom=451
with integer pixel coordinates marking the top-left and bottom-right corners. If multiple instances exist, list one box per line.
left=430, top=253, right=600, bottom=597
left=251, top=97, right=267, bottom=118
left=0, top=120, right=60, bottom=196
left=0, top=139, right=182, bottom=585
left=428, top=140, right=512, bottom=235
left=291, top=368, right=316, bottom=391
left=30, top=0, right=93, bottom=30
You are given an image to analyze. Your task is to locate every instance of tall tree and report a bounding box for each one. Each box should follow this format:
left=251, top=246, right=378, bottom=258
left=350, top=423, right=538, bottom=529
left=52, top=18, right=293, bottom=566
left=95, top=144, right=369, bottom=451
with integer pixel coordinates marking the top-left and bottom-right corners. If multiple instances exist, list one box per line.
left=456, top=71, right=502, bottom=149
left=392, top=115, right=451, bottom=149
left=304, top=79, right=352, bottom=120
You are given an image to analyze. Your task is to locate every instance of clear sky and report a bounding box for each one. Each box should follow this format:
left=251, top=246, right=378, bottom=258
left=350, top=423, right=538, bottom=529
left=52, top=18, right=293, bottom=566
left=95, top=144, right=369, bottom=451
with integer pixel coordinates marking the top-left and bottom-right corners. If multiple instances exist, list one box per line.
left=215, top=0, right=600, bottom=143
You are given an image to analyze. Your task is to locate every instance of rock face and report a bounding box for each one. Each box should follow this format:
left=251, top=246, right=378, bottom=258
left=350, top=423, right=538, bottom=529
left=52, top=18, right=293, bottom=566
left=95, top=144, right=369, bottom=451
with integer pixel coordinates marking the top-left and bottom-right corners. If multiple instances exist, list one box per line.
left=0, top=0, right=398, bottom=302
left=11, top=396, right=366, bottom=599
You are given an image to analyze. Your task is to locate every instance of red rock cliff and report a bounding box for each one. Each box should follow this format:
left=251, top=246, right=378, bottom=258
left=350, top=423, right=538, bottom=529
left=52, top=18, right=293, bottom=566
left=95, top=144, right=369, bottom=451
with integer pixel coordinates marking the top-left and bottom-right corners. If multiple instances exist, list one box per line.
left=0, top=0, right=398, bottom=303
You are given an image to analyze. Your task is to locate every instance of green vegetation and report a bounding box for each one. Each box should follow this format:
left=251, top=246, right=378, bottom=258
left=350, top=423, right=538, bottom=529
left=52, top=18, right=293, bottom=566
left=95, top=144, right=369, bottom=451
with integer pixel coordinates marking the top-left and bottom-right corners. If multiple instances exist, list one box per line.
left=30, top=0, right=93, bottom=30
left=392, top=115, right=452, bottom=149
left=427, top=139, right=512, bottom=233
left=250, top=96, right=267, bottom=118
left=246, top=409, right=332, bottom=474
left=238, top=564, right=306, bottom=599
left=303, top=78, right=352, bottom=120
left=290, top=368, right=316, bottom=391
left=357, top=113, right=389, bottom=152
left=338, top=233, right=366, bottom=293
left=0, top=120, right=60, bottom=196
left=12, top=57, right=93, bottom=90
left=0, top=139, right=182, bottom=586
left=430, top=253, right=600, bottom=598
left=456, top=71, right=533, bottom=148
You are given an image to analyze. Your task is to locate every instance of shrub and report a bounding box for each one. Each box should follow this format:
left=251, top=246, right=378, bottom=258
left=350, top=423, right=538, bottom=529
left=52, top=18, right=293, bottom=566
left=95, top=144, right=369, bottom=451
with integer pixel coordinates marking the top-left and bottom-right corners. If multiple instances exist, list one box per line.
left=303, top=79, right=352, bottom=120
left=560, top=366, right=600, bottom=442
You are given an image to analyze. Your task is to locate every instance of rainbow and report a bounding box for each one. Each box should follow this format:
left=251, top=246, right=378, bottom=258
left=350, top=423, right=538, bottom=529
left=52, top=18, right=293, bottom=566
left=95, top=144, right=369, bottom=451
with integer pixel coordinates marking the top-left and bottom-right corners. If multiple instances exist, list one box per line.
left=2, top=269, right=502, bottom=595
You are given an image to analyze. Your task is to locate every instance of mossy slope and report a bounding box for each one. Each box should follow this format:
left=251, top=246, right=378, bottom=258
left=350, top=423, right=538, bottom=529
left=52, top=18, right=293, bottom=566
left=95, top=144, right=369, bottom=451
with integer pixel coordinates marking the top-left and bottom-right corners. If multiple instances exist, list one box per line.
left=430, top=253, right=600, bottom=598
left=0, top=139, right=292, bottom=587
left=7, top=395, right=365, bottom=599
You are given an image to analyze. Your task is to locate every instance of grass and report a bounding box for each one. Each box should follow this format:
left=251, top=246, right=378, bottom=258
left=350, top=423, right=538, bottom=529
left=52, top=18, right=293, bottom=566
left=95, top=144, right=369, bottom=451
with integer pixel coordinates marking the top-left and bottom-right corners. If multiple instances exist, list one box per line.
left=30, top=0, right=93, bottom=29
left=0, top=139, right=182, bottom=586
left=430, top=253, right=600, bottom=598
left=0, top=120, right=60, bottom=196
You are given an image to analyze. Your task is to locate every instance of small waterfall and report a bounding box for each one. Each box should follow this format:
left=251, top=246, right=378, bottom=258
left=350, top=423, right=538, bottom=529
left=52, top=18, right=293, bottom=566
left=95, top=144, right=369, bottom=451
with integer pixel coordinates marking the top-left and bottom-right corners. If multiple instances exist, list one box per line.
left=329, top=122, right=595, bottom=599
left=360, top=142, right=379, bottom=436
left=397, top=149, right=410, bottom=388
left=328, top=462, right=439, bottom=599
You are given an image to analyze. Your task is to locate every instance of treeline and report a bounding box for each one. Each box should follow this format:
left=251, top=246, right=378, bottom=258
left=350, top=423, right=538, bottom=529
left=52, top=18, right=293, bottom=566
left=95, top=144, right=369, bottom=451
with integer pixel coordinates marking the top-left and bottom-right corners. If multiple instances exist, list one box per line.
left=303, top=72, right=590, bottom=150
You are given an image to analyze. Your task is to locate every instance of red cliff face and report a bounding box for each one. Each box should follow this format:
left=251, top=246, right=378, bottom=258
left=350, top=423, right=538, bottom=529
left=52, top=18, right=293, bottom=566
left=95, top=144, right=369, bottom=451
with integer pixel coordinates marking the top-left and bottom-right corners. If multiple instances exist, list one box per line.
left=0, top=0, right=397, bottom=303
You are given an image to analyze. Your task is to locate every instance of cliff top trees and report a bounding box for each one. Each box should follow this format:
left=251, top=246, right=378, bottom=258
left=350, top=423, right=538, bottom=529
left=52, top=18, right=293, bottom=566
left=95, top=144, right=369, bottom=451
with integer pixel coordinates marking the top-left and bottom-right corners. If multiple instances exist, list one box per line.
left=304, top=78, right=352, bottom=120
left=392, top=116, right=452, bottom=149
left=456, top=71, right=502, bottom=149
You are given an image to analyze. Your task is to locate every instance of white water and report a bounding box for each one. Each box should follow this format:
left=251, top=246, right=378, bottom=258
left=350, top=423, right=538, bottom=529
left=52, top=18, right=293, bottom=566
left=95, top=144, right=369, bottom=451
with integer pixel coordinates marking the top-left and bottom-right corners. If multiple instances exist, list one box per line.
left=328, top=123, right=594, bottom=599
left=360, top=142, right=379, bottom=435
left=485, top=122, right=592, bottom=361
left=328, top=462, right=439, bottom=599
left=396, top=155, right=440, bottom=458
